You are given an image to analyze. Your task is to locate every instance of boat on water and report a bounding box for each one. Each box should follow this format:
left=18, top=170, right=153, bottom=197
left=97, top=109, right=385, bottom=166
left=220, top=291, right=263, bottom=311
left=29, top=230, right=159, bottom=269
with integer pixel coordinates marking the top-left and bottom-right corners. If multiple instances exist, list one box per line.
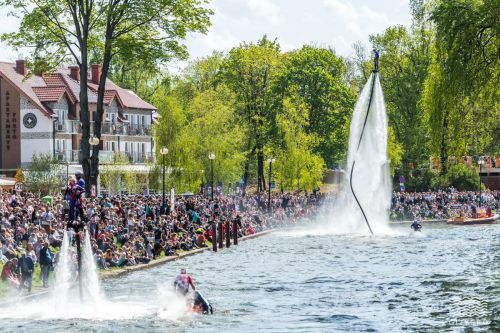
left=446, top=214, right=499, bottom=225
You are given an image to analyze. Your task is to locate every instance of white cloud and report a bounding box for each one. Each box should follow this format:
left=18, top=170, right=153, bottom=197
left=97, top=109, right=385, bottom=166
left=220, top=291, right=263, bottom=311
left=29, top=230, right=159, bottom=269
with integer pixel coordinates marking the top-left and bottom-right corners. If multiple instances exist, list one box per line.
left=323, top=0, right=390, bottom=38
left=0, top=7, right=22, bottom=61
left=243, top=0, right=283, bottom=25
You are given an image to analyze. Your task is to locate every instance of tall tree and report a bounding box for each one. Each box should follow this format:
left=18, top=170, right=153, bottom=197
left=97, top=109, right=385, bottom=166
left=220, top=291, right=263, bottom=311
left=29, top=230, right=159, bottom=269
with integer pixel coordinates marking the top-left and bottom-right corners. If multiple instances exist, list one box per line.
left=221, top=36, right=281, bottom=192
left=273, top=46, right=355, bottom=167
left=1, top=0, right=212, bottom=194
left=370, top=26, right=432, bottom=169
left=2, top=0, right=95, bottom=192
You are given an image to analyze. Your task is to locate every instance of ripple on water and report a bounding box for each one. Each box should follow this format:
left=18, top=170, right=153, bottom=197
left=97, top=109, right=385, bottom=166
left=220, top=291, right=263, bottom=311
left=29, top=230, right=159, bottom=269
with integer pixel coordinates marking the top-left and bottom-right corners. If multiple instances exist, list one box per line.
left=1, top=224, right=499, bottom=333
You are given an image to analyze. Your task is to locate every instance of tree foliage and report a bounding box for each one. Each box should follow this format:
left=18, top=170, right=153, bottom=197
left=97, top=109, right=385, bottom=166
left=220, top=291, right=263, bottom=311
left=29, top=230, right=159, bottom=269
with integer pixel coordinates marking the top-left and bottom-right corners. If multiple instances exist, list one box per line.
left=25, top=154, right=62, bottom=195
left=273, top=46, right=355, bottom=167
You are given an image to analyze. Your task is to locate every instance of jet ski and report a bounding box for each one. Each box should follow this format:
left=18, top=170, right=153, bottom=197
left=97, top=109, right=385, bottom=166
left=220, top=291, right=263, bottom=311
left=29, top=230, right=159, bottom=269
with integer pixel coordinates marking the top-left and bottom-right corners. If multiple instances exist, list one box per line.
left=190, top=291, right=213, bottom=315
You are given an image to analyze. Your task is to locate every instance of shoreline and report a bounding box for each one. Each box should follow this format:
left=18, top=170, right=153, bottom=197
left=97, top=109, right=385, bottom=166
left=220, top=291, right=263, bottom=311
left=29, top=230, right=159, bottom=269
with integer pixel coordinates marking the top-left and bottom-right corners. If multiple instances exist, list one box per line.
left=101, top=229, right=275, bottom=280
left=1, top=229, right=275, bottom=303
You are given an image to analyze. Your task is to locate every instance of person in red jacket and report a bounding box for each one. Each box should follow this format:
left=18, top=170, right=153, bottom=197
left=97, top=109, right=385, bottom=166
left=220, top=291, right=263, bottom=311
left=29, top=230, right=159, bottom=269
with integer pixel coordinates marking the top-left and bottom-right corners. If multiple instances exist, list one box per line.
left=174, top=268, right=196, bottom=296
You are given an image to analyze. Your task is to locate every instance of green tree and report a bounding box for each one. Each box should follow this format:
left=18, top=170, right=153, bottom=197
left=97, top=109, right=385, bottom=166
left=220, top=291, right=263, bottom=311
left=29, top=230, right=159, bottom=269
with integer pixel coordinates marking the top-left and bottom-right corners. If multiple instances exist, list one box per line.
left=370, top=26, right=432, bottom=170
left=25, top=154, right=62, bottom=195
left=273, top=98, right=324, bottom=190
left=1, top=0, right=213, bottom=194
left=273, top=46, right=355, bottom=167
left=220, top=36, right=281, bottom=192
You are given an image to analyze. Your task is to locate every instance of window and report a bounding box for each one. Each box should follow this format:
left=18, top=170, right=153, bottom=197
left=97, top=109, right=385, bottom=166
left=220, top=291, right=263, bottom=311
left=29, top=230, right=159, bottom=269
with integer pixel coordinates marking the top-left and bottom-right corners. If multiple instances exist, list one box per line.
left=125, top=142, right=129, bottom=152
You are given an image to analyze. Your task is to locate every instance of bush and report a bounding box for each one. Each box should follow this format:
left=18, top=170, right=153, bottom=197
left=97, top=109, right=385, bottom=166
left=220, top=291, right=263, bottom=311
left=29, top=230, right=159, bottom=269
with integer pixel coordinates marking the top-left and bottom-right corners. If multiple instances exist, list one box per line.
left=396, top=164, right=481, bottom=192
left=445, top=164, right=481, bottom=191
left=405, top=167, right=435, bottom=192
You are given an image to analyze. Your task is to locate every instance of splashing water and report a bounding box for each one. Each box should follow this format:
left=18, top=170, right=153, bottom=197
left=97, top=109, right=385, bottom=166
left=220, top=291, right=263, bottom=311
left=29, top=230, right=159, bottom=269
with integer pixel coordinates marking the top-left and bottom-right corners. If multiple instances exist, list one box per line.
left=324, top=73, right=394, bottom=235
left=0, top=230, right=194, bottom=320
left=81, top=230, right=102, bottom=303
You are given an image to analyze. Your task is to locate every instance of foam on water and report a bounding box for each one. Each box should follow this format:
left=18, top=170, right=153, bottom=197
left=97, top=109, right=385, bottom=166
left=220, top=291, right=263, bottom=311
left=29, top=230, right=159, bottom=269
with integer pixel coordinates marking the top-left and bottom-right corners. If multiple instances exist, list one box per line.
left=0, top=231, right=189, bottom=321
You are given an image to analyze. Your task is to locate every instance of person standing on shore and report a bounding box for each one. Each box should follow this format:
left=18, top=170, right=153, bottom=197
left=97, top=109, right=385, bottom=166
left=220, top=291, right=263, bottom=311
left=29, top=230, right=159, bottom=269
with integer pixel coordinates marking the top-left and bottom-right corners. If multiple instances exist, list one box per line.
left=17, top=252, right=34, bottom=293
left=39, top=241, right=52, bottom=288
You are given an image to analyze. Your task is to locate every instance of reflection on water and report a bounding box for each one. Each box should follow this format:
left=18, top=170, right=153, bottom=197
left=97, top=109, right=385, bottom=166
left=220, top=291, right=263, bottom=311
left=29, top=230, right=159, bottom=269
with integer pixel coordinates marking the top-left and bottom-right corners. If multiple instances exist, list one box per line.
left=1, top=223, right=499, bottom=333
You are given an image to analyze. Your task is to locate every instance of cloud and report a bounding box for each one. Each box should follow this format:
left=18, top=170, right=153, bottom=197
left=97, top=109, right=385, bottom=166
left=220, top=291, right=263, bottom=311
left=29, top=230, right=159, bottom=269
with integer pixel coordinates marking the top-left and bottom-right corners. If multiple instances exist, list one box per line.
left=323, top=0, right=390, bottom=38
left=243, top=0, right=283, bottom=25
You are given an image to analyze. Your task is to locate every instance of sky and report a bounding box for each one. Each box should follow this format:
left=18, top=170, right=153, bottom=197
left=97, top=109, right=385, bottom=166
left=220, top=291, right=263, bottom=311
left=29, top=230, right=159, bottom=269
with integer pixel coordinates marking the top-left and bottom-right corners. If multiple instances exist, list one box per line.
left=0, top=0, right=412, bottom=69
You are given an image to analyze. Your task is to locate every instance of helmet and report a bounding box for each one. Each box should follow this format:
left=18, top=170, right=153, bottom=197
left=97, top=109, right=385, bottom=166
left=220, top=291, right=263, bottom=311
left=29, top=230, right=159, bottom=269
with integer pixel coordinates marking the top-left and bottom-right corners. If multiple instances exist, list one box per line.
left=75, top=170, right=83, bottom=176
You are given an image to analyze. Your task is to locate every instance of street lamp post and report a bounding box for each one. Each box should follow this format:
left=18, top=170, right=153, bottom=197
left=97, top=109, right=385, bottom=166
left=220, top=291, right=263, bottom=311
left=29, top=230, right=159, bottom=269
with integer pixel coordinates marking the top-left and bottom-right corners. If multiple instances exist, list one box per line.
left=89, top=136, right=100, bottom=196
left=209, top=153, right=215, bottom=201
left=478, top=157, right=484, bottom=207
left=160, top=147, right=168, bottom=213
left=267, top=157, right=275, bottom=213
left=51, top=114, right=59, bottom=159
left=66, top=160, right=69, bottom=182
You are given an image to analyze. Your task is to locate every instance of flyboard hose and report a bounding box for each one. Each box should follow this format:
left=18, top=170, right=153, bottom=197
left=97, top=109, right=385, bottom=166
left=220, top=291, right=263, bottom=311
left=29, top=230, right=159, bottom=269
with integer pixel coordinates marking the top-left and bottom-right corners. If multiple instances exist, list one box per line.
left=349, top=71, right=377, bottom=235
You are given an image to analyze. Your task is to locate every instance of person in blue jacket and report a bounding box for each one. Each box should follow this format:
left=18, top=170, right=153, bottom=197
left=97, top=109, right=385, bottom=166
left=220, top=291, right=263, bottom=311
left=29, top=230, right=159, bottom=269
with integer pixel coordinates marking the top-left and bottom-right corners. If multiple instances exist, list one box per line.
left=39, top=241, right=53, bottom=288
left=17, top=252, right=34, bottom=293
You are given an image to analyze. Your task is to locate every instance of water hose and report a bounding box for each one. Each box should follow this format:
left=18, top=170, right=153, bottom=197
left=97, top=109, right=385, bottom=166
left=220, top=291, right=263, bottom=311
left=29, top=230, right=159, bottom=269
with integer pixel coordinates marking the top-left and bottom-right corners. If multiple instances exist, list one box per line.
left=350, top=72, right=378, bottom=235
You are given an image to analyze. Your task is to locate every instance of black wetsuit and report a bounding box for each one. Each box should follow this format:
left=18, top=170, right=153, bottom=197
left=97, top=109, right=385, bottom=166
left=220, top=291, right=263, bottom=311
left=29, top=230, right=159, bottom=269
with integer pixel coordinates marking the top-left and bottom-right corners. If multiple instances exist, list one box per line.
left=411, top=221, right=422, bottom=231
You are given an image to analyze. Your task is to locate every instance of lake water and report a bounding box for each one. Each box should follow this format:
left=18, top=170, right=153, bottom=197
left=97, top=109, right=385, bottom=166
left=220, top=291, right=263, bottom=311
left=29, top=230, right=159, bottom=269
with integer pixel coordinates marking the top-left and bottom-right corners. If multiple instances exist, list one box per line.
left=1, top=223, right=499, bottom=332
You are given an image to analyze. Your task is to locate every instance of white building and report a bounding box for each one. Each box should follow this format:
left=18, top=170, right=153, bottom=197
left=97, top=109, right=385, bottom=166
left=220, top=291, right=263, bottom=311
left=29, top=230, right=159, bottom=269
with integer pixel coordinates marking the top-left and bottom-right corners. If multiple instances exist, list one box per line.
left=0, top=60, right=156, bottom=176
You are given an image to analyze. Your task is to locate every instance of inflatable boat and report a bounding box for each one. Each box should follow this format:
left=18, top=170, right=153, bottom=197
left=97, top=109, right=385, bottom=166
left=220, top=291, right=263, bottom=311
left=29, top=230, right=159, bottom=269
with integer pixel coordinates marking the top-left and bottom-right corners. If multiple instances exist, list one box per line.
left=446, top=214, right=499, bottom=225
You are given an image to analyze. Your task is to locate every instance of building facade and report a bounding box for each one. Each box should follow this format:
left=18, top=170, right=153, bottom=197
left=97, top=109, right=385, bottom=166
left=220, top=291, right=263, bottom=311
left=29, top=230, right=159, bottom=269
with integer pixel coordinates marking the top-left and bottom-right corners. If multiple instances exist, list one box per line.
left=0, top=60, right=156, bottom=175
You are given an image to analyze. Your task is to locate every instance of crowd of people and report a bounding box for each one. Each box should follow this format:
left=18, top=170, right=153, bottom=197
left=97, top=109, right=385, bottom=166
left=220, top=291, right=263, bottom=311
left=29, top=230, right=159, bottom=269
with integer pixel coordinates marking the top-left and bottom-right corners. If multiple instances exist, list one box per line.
left=1, top=172, right=325, bottom=295
left=390, top=188, right=499, bottom=220
left=2, top=173, right=499, bottom=296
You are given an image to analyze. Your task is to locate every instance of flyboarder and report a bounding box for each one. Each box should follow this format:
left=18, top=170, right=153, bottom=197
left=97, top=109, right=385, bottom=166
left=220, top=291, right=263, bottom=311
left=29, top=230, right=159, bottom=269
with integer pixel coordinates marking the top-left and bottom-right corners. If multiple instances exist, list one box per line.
left=411, top=218, right=422, bottom=232
left=373, top=49, right=379, bottom=72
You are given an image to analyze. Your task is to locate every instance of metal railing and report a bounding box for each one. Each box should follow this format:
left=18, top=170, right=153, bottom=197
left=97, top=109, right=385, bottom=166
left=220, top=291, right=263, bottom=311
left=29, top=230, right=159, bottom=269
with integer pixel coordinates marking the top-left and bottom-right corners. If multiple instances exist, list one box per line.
left=56, top=150, right=154, bottom=164
left=55, top=120, right=81, bottom=133
left=55, top=120, right=151, bottom=136
left=55, top=150, right=80, bottom=163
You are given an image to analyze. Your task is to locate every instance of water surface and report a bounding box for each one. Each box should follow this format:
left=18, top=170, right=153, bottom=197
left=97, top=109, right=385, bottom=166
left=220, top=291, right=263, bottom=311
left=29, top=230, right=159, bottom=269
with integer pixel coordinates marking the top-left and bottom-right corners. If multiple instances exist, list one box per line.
left=1, top=223, right=499, bottom=332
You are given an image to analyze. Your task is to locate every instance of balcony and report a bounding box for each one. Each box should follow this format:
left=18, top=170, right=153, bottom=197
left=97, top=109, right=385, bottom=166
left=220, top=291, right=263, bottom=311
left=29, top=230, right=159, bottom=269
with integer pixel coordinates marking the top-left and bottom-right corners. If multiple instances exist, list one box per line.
left=102, top=122, right=151, bottom=136
left=55, top=120, right=151, bottom=137
left=125, top=151, right=154, bottom=164
left=55, top=150, right=79, bottom=163
left=55, top=120, right=81, bottom=133
left=56, top=150, right=154, bottom=165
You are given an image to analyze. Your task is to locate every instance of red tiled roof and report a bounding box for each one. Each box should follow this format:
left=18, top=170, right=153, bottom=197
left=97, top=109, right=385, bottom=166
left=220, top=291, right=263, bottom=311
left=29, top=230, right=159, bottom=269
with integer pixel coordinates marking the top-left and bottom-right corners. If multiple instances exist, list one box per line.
left=32, top=86, right=66, bottom=102
left=88, top=79, right=155, bottom=110
left=0, top=62, right=50, bottom=116
left=43, top=74, right=66, bottom=86
left=0, top=62, right=156, bottom=121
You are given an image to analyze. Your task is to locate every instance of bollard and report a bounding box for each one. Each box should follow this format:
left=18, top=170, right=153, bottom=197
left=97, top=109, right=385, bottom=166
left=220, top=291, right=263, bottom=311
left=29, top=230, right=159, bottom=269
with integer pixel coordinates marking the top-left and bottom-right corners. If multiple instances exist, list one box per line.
left=233, top=220, right=238, bottom=245
left=225, top=220, right=230, bottom=248
left=218, top=222, right=224, bottom=249
left=211, top=223, right=217, bottom=252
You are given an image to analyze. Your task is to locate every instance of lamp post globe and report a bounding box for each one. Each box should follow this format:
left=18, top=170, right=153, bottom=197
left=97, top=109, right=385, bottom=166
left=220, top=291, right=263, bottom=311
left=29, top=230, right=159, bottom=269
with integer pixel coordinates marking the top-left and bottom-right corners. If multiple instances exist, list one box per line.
left=89, top=136, right=99, bottom=146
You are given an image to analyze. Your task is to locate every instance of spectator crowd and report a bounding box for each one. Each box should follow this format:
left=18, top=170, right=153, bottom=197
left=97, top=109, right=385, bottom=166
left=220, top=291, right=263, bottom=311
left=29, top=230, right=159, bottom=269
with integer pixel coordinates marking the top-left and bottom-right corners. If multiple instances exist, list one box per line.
left=2, top=178, right=499, bottom=296
left=390, top=188, right=499, bottom=220
left=1, top=181, right=324, bottom=295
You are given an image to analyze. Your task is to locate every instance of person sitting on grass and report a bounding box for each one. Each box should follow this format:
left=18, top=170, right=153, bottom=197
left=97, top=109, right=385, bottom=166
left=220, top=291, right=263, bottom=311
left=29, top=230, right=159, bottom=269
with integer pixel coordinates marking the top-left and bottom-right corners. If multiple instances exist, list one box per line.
left=1, top=258, right=20, bottom=288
